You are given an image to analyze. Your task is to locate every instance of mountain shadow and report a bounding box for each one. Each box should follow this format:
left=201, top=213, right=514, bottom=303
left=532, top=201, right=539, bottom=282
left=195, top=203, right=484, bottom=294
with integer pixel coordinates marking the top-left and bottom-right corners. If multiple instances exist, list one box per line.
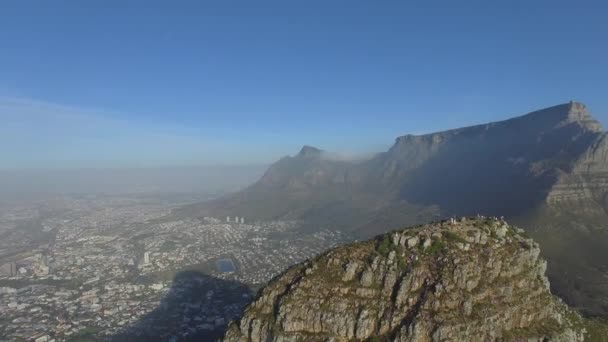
left=110, top=271, right=253, bottom=342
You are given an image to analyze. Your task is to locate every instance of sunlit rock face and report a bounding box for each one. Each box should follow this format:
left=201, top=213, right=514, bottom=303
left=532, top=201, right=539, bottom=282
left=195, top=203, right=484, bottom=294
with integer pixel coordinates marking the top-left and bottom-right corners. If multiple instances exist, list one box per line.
left=223, top=218, right=587, bottom=342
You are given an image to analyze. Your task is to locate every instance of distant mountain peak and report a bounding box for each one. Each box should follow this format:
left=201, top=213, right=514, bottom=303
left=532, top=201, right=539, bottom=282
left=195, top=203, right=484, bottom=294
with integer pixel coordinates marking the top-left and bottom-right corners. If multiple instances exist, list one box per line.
left=518, top=101, right=600, bottom=129
left=564, top=100, right=602, bottom=130
left=568, top=99, right=584, bottom=108
left=565, top=100, right=588, bottom=118
left=297, top=145, right=323, bottom=158
left=390, top=102, right=602, bottom=147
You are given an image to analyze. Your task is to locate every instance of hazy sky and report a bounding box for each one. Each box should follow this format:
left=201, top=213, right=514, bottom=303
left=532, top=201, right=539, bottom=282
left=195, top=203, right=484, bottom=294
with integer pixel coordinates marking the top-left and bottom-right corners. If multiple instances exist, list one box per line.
left=1, top=1, right=607, bottom=169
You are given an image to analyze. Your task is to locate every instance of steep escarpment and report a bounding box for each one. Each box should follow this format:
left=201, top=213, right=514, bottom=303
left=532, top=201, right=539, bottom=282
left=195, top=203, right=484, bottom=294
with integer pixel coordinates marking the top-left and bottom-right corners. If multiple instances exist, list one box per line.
left=543, top=102, right=608, bottom=213
left=394, top=102, right=602, bottom=218
left=224, top=218, right=589, bottom=341
left=179, top=102, right=608, bottom=316
left=546, top=132, right=608, bottom=214
left=179, top=101, right=604, bottom=230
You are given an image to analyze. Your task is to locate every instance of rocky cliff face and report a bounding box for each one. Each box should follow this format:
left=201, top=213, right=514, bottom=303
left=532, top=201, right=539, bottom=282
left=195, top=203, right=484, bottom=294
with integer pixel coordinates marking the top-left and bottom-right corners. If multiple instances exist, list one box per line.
left=178, top=102, right=608, bottom=316
left=179, top=101, right=606, bottom=229
left=224, top=218, right=588, bottom=341
left=546, top=132, right=608, bottom=211
left=543, top=102, right=607, bottom=210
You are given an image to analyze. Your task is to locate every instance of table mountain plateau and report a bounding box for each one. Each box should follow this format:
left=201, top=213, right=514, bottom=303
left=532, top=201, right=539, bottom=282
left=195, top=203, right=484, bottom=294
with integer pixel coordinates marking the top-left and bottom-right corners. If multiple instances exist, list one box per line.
left=176, top=101, right=608, bottom=316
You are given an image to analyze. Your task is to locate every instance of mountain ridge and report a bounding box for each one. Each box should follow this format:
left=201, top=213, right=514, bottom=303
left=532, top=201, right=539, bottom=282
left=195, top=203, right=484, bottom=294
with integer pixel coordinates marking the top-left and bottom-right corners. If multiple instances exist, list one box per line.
left=177, top=101, right=604, bottom=228
left=176, top=102, right=608, bottom=316
left=391, top=101, right=601, bottom=144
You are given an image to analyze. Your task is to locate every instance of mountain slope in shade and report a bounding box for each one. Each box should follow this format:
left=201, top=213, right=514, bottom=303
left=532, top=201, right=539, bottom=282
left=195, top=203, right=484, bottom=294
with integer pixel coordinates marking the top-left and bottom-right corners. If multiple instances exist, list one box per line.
left=177, top=102, right=608, bottom=315
left=224, top=218, right=607, bottom=341
left=178, top=101, right=604, bottom=230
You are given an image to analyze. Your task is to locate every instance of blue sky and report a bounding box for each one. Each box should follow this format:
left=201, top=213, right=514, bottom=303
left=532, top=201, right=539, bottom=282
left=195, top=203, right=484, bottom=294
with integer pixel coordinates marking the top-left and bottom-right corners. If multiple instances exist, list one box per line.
left=1, top=1, right=607, bottom=169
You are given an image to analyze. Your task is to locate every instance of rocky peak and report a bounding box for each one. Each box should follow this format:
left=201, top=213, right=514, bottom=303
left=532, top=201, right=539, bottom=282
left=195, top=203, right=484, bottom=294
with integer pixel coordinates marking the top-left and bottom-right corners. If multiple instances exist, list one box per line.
left=518, top=101, right=602, bottom=133
left=559, top=101, right=603, bottom=132
left=297, top=145, right=324, bottom=158
left=224, top=217, right=588, bottom=341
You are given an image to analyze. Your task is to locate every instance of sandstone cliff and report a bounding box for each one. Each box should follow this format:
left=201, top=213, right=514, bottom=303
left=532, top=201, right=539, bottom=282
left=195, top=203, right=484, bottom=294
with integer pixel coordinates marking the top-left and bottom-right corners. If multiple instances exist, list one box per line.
left=224, top=218, right=589, bottom=341
left=179, top=102, right=608, bottom=316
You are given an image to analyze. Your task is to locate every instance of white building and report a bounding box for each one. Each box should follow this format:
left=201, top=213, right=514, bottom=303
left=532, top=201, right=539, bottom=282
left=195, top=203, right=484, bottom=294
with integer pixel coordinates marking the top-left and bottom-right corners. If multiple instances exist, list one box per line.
left=144, top=252, right=150, bottom=264
left=35, top=265, right=50, bottom=276
left=33, top=335, right=52, bottom=342
left=149, top=283, right=164, bottom=291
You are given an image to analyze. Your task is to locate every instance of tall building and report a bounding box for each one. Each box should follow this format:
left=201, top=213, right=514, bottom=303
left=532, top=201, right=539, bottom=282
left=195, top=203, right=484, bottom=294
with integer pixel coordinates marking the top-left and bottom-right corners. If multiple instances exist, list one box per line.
left=0, top=262, right=18, bottom=276
left=240, top=217, right=244, bottom=224
left=0, top=263, right=12, bottom=276
left=144, top=252, right=150, bottom=265
left=35, top=265, right=50, bottom=276
left=40, top=254, right=47, bottom=267
left=226, top=216, right=230, bottom=222
left=234, top=216, right=239, bottom=223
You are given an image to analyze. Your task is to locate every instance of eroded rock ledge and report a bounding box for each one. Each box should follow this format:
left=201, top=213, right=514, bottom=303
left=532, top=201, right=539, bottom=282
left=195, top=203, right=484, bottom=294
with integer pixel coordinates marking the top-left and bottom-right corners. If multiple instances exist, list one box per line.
left=224, top=217, right=587, bottom=341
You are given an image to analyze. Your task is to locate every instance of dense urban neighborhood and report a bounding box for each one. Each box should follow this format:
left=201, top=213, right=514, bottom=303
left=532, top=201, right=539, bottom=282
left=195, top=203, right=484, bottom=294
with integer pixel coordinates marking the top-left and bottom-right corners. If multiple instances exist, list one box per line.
left=0, top=195, right=350, bottom=341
